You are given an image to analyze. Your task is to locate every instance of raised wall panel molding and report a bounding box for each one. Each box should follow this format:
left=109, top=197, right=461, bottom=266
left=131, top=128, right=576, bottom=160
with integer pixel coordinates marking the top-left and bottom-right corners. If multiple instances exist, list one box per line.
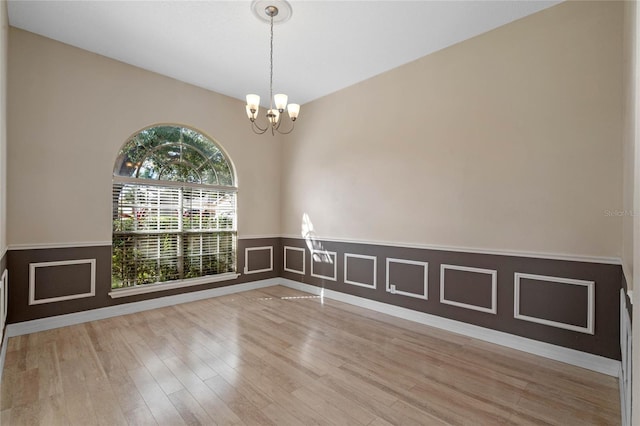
left=386, top=258, right=428, bottom=300
left=0, top=269, right=6, bottom=347
left=1, top=269, right=6, bottom=324
left=344, top=253, right=377, bottom=289
left=513, top=272, right=595, bottom=335
left=311, top=250, right=337, bottom=281
left=440, top=264, right=497, bottom=314
left=243, top=246, right=274, bottom=274
left=29, top=259, right=96, bottom=305
left=284, top=246, right=305, bottom=275
left=1, top=270, right=6, bottom=326
left=622, top=263, right=633, bottom=293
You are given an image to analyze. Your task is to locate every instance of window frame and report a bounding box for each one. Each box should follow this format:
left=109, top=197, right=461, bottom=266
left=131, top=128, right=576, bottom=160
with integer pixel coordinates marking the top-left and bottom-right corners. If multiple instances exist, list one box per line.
left=110, top=125, right=239, bottom=298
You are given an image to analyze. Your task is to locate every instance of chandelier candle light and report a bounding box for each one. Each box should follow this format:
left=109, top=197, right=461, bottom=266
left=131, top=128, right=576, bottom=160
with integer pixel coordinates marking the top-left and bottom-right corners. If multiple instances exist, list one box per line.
left=246, top=1, right=300, bottom=135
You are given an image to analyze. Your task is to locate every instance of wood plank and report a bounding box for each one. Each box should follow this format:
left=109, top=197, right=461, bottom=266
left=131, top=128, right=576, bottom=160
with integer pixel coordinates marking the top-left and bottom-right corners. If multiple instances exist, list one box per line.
left=204, top=375, right=277, bottom=426
left=59, top=359, right=98, bottom=426
left=36, top=394, right=70, bottom=426
left=167, top=388, right=214, bottom=426
left=127, top=367, right=187, bottom=425
left=130, top=340, right=184, bottom=395
left=162, top=356, right=245, bottom=425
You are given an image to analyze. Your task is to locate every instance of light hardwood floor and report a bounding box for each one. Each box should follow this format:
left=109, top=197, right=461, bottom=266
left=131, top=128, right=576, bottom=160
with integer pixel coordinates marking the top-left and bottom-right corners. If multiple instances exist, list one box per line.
left=0, top=285, right=621, bottom=425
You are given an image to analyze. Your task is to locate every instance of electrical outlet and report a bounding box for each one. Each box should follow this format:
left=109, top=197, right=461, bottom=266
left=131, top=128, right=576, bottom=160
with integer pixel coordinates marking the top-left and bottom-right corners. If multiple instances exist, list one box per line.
left=390, top=284, right=396, bottom=294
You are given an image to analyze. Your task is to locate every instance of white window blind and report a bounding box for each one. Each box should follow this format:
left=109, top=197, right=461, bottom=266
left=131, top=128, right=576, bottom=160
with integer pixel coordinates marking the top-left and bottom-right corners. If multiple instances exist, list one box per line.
left=113, top=182, right=237, bottom=287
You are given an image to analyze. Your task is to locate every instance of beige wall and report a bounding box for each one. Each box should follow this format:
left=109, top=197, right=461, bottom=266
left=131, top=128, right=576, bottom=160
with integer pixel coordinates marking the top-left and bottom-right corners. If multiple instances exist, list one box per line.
left=0, top=0, right=6, bottom=255
left=6, top=1, right=626, bottom=259
left=7, top=28, right=281, bottom=246
left=282, top=1, right=623, bottom=258
left=623, top=0, right=637, bottom=289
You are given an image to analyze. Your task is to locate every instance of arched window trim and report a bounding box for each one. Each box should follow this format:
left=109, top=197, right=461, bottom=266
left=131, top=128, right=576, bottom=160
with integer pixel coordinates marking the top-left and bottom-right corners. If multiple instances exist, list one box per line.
left=110, top=124, right=239, bottom=298
left=113, top=123, right=238, bottom=187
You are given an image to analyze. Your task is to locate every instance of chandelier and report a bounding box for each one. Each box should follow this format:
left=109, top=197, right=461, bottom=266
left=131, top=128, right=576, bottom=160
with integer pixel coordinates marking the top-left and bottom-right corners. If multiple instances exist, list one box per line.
left=245, top=1, right=300, bottom=135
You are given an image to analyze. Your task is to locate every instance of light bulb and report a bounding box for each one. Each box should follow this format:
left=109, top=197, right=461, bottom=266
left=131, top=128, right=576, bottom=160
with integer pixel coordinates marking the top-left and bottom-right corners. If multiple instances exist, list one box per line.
left=245, top=105, right=256, bottom=120
left=267, top=109, right=280, bottom=125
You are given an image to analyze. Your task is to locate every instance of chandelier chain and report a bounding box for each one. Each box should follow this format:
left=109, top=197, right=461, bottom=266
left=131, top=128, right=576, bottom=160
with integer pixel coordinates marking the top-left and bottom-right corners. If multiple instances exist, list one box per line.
left=269, top=13, right=274, bottom=111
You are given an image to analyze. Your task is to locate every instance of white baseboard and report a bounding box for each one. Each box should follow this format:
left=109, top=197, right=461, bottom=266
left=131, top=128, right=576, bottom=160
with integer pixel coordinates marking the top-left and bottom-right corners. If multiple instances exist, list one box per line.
left=279, top=279, right=622, bottom=377
left=6, top=279, right=280, bottom=337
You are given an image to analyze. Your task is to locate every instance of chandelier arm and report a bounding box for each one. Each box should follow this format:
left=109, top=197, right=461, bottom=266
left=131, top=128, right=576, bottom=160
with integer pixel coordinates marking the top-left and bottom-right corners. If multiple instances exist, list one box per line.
left=274, top=120, right=295, bottom=135
left=251, top=120, right=269, bottom=134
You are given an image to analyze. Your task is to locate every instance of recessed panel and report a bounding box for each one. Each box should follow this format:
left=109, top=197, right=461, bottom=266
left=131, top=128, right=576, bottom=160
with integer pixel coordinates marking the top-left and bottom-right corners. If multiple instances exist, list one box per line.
left=514, top=273, right=594, bottom=334
left=519, top=278, right=588, bottom=327
left=29, top=259, right=96, bottom=305
left=284, top=246, right=305, bottom=274
left=344, top=254, right=376, bottom=289
left=244, top=246, right=273, bottom=274
left=311, top=251, right=337, bottom=281
left=440, top=265, right=496, bottom=314
left=386, top=258, right=428, bottom=299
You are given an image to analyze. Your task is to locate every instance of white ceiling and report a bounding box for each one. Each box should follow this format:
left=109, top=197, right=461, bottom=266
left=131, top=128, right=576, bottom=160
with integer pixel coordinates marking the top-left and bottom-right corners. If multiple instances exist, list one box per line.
left=7, top=0, right=561, bottom=106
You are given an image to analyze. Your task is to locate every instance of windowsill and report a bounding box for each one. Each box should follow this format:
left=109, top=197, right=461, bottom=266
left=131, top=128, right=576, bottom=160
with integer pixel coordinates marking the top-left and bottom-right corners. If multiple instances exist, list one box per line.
left=108, top=272, right=241, bottom=298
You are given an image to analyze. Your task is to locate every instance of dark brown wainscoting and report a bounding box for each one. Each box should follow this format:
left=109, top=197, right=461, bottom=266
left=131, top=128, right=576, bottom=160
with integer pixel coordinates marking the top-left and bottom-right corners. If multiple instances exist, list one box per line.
left=6, top=238, right=281, bottom=323
left=5, top=237, right=623, bottom=360
left=281, top=238, right=622, bottom=360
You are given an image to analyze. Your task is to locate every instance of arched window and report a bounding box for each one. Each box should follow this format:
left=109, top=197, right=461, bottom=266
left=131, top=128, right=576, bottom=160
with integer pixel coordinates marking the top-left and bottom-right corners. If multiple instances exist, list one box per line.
left=112, top=125, right=237, bottom=289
